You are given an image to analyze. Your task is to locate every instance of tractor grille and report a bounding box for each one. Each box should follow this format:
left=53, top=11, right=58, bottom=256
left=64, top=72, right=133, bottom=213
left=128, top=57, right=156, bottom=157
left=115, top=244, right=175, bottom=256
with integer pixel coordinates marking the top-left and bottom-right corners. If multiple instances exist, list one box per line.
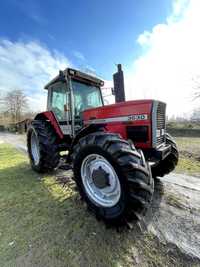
left=156, top=102, right=166, bottom=146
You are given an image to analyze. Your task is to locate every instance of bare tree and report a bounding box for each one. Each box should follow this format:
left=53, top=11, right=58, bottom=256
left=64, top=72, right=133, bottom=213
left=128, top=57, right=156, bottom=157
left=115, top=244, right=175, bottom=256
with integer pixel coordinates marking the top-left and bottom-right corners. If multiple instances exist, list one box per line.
left=3, top=89, right=28, bottom=123
left=191, top=107, right=200, bottom=122
left=193, top=76, right=200, bottom=100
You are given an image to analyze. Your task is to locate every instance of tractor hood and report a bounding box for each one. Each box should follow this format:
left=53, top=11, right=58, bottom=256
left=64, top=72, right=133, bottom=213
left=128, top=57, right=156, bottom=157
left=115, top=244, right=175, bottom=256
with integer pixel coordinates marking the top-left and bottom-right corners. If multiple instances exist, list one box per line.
left=83, top=99, right=156, bottom=124
left=83, top=99, right=166, bottom=150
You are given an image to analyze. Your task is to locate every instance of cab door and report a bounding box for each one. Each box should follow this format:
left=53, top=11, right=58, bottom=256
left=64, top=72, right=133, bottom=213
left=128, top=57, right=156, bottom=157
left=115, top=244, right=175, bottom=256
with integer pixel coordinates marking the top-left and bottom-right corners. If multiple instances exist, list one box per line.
left=47, top=81, right=72, bottom=135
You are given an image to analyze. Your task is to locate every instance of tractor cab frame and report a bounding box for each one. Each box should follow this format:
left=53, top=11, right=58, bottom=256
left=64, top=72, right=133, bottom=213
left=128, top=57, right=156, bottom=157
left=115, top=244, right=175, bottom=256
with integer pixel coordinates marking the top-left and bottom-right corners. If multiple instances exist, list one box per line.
left=45, top=68, right=104, bottom=137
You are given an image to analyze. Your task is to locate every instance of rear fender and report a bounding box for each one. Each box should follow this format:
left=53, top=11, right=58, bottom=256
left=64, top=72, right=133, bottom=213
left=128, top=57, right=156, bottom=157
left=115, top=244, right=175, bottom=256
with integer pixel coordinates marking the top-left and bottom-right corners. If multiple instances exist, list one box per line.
left=34, top=111, right=63, bottom=140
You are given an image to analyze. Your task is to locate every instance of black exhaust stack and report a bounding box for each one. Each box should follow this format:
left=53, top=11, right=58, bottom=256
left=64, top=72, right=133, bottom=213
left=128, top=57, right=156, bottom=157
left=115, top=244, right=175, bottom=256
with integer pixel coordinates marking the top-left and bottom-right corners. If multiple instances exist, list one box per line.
left=113, top=64, right=125, bottom=103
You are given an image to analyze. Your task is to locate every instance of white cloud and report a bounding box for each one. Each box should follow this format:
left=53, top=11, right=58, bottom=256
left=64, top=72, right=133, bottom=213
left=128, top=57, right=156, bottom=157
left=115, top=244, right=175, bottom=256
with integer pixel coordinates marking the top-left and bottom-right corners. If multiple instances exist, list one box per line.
left=137, top=31, right=152, bottom=46
left=0, top=39, right=71, bottom=111
left=126, top=0, right=200, bottom=117
left=171, top=0, right=189, bottom=18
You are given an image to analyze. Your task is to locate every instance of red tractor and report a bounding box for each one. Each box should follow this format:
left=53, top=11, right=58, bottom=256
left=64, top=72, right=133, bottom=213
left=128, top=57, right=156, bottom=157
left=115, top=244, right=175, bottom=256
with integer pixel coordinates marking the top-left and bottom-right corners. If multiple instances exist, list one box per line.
left=27, top=66, right=178, bottom=224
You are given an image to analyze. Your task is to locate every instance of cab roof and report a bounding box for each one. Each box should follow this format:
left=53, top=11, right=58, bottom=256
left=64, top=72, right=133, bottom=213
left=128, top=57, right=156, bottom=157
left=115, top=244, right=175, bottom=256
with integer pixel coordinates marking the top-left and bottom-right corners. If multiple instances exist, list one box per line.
left=44, top=68, right=104, bottom=89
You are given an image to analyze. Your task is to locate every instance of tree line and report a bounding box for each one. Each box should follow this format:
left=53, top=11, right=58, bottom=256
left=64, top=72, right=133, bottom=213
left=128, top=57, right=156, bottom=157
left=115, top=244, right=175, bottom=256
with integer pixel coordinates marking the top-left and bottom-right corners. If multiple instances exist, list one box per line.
left=0, top=86, right=199, bottom=126
left=0, top=89, right=36, bottom=125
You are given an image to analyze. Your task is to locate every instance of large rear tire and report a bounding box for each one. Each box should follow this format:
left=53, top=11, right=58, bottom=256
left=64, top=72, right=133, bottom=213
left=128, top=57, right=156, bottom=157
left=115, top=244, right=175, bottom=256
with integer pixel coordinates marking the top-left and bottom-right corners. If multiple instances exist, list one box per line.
left=72, top=132, right=154, bottom=224
left=27, top=120, right=60, bottom=173
left=151, top=133, right=179, bottom=178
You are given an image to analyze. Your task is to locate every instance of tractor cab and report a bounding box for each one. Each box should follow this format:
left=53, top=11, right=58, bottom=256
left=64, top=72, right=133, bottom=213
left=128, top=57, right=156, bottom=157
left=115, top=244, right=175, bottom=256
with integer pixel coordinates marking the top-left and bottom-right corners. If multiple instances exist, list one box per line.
left=44, top=68, right=104, bottom=134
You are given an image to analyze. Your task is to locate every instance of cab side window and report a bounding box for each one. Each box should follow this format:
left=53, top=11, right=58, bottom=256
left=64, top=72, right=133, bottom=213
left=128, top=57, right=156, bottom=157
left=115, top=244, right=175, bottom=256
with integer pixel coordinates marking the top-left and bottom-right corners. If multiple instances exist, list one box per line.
left=50, top=83, right=67, bottom=120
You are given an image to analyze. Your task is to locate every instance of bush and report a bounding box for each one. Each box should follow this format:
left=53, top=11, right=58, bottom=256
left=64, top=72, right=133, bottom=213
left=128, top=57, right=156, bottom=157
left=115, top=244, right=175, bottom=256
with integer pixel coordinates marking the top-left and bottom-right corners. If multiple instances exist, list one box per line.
left=0, top=125, right=5, bottom=132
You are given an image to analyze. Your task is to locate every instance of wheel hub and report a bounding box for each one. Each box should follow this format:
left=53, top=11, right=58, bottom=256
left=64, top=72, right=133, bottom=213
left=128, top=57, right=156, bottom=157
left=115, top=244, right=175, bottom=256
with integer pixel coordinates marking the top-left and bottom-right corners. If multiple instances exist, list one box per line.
left=92, top=166, right=110, bottom=189
left=81, top=154, right=121, bottom=207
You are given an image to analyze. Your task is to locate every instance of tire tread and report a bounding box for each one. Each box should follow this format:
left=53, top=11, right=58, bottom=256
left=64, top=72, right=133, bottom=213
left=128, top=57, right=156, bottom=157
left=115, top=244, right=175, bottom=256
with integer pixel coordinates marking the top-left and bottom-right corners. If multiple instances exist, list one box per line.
left=27, top=120, right=60, bottom=172
left=72, top=131, right=154, bottom=224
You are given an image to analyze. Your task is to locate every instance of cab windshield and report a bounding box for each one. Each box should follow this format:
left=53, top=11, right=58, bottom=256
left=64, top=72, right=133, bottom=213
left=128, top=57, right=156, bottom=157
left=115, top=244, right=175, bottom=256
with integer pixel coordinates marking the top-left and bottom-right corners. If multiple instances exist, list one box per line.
left=72, top=79, right=103, bottom=117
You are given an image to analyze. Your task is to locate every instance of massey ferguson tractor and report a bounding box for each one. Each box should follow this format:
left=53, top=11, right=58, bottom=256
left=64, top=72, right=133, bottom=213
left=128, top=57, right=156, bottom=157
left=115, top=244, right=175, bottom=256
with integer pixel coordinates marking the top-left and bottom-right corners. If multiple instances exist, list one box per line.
left=27, top=65, right=178, bottom=224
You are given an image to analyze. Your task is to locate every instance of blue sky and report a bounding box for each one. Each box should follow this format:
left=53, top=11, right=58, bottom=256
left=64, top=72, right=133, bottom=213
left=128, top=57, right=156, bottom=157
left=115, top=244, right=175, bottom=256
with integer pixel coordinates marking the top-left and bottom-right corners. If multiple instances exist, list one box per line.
left=0, top=0, right=172, bottom=79
left=0, top=0, right=199, bottom=116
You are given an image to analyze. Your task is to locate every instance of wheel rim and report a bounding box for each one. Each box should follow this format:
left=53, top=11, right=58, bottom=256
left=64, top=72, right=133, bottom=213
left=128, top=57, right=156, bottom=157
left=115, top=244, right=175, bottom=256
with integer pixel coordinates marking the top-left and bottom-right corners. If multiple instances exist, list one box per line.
left=31, top=131, right=40, bottom=165
left=81, top=154, right=121, bottom=207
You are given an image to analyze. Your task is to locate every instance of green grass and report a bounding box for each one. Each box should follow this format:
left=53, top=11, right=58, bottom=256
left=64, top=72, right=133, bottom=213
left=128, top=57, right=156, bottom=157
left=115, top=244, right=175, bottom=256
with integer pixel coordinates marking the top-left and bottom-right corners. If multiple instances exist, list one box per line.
left=174, top=137, right=200, bottom=176
left=175, top=157, right=200, bottom=176
left=0, top=144, right=192, bottom=267
left=175, top=137, right=200, bottom=157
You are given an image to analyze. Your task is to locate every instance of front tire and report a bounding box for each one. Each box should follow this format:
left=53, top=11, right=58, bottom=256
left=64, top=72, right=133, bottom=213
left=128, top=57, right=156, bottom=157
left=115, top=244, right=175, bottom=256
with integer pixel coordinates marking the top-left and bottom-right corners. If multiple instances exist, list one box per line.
left=72, top=132, right=154, bottom=224
left=27, top=120, right=60, bottom=173
left=151, top=133, right=179, bottom=178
